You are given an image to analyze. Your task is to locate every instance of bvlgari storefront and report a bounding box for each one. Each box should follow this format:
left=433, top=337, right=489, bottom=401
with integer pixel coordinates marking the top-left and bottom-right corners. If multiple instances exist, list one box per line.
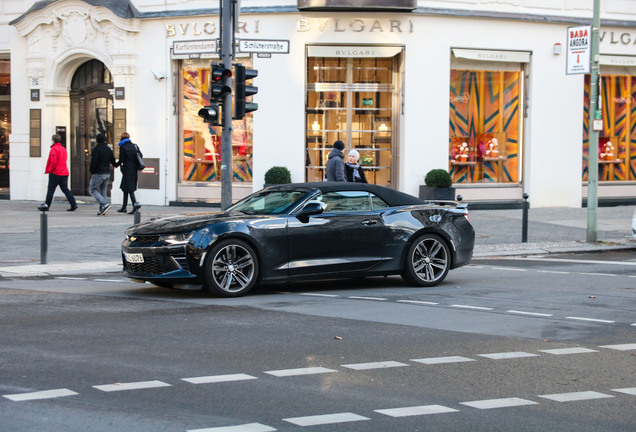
left=5, top=0, right=636, bottom=208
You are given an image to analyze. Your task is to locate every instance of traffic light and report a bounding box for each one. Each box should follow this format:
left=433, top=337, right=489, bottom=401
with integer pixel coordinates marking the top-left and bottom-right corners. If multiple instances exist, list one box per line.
left=198, top=103, right=221, bottom=126
left=233, top=63, right=258, bottom=119
left=210, top=63, right=232, bottom=103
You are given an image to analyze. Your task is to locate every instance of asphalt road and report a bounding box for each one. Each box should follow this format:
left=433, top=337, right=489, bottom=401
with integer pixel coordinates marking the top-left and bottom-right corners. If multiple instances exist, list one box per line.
left=0, top=251, right=634, bottom=432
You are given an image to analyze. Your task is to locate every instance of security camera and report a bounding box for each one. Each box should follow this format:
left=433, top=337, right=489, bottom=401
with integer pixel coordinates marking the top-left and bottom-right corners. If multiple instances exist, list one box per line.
left=151, top=69, right=166, bottom=80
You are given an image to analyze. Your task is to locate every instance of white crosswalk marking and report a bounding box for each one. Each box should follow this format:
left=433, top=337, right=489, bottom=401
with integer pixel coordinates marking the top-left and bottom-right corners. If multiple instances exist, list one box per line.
left=3, top=388, right=78, bottom=401
left=539, top=348, right=598, bottom=355
left=187, top=423, right=276, bottom=432
left=375, top=404, right=459, bottom=417
left=460, top=397, right=538, bottom=409
left=599, top=343, right=636, bottom=351
left=538, top=391, right=614, bottom=402
left=182, top=374, right=257, bottom=384
left=93, top=380, right=171, bottom=392
left=264, top=367, right=337, bottom=377
left=478, top=352, right=539, bottom=360
left=341, top=361, right=409, bottom=370
left=611, top=388, right=636, bottom=396
left=283, top=412, right=369, bottom=426
left=411, top=356, right=475, bottom=365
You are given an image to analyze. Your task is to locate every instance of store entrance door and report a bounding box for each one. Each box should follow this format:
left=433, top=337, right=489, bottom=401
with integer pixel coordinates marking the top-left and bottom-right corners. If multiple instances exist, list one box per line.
left=69, top=60, right=114, bottom=195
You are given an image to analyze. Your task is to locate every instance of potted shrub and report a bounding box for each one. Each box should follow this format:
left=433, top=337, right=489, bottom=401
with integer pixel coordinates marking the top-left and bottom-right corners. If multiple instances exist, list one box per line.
left=264, top=166, right=291, bottom=187
left=419, top=168, right=456, bottom=200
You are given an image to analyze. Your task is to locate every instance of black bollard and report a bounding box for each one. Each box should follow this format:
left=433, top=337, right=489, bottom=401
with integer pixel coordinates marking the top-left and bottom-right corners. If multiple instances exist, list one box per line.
left=133, top=202, right=142, bottom=225
left=522, top=193, right=529, bottom=243
left=38, top=203, right=49, bottom=264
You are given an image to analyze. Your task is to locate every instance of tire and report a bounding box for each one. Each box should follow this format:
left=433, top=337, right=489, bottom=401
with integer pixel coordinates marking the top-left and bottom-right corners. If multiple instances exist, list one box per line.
left=202, top=238, right=259, bottom=297
left=401, top=233, right=451, bottom=287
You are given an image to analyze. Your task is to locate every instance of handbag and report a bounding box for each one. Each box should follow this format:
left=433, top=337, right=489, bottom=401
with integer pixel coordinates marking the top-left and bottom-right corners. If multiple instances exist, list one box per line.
left=133, top=144, right=145, bottom=171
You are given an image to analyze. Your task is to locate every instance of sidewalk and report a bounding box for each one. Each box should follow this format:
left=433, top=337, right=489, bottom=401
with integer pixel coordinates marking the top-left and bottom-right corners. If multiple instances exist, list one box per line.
left=0, top=198, right=634, bottom=278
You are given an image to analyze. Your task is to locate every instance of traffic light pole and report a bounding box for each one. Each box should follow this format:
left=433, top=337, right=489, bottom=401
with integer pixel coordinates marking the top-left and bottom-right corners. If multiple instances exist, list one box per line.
left=586, top=0, right=600, bottom=242
left=220, top=0, right=234, bottom=210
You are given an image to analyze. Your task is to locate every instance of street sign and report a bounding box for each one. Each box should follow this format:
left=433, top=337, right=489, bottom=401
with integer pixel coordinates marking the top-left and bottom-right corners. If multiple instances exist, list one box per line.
left=172, top=39, right=218, bottom=59
left=238, top=39, right=290, bottom=54
left=566, top=25, right=591, bottom=75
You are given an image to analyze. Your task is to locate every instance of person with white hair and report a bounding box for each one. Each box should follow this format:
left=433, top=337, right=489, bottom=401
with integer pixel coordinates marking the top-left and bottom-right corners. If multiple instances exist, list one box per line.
left=345, top=149, right=368, bottom=183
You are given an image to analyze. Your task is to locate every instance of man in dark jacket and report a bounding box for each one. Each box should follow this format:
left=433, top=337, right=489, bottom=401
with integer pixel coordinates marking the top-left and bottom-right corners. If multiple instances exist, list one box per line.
left=325, top=140, right=346, bottom=182
left=89, top=133, right=117, bottom=215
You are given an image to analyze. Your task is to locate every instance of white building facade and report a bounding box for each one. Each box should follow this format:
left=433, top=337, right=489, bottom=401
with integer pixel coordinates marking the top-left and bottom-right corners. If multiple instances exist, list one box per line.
left=1, top=0, right=635, bottom=208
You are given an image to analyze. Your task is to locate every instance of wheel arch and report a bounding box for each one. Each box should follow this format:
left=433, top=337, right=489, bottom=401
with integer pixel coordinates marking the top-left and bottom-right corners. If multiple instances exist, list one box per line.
left=400, top=228, right=456, bottom=270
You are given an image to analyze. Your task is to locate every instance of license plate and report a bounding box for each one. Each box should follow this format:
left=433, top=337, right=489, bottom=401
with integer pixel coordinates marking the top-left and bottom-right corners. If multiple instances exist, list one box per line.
left=124, top=252, right=144, bottom=263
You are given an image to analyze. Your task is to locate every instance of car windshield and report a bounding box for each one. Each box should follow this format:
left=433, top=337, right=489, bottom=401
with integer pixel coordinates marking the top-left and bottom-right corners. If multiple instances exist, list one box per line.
left=228, top=190, right=310, bottom=215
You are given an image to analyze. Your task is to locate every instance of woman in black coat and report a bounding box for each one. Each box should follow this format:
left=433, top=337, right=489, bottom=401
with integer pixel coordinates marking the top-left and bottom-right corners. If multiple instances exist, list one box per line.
left=344, top=149, right=368, bottom=183
left=116, top=132, right=141, bottom=214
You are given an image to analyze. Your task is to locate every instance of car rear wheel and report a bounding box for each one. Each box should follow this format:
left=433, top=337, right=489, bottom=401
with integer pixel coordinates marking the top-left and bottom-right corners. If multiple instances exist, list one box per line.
left=402, top=233, right=450, bottom=287
left=203, top=238, right=258, bottom=297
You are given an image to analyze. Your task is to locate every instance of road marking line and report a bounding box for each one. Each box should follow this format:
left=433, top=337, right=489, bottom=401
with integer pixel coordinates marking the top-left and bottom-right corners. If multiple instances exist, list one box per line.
left=341, top=361, right=409, bottom=370
left=283, top=412, right=369, bottom=426
left=566, top=316, right=615, bottom=324
left=450, top=304, right=494, bottom=311
left=460, top=397, right=538, bottom=409
left=188, top=423, right=276, bottom=432
left=491, top=267, right=527, bottom=272
left=580, top=272, right=617, bottom=277
left=466, top=265, right=484, bottom=268
left=3, top=388, right=78, bottom=401
left=92, top=278, right=129, bottom=283
left=538, top=391, right=613, bottom=402
left=397, top=300, right=440, bottom=305
left=507, top=310, right=554, bottom=317
left=411, top=356, right=475, bottom=365
left=264, top=367, right=337, bottom=377
left=611, top=388, right=636, bottom=396
left=93, top=380, right=171, bottom=392
left=478, top=352, right=539, bottom=360
left=375, top=404, right=459, bottom=417
left=300, top=293, right=340, bottom=298
left=539, top=348, right=598, bottom=355
left=347, top=296, right=387, bottom=301
left=537, top=270, right=570, bottom=275
left=599, top=343, right=636, bottom=351
left=55, top=277, right=86, bottom=280
left=182, top=374, right=258, bottom=384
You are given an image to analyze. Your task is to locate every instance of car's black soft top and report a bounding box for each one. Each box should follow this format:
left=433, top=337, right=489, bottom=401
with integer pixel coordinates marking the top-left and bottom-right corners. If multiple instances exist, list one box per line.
left=265, top=182, right=426, bottom=207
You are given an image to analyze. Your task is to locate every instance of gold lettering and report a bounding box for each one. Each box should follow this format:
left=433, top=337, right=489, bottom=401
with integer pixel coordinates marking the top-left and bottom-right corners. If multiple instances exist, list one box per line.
left=369, top=20, right=383, bottom=32
left=204, top=22, right=215, bottom=34
left=334, top=19, right=345, bottom=32
left=410, top=20, right=413, bottom=33
left=166, top=24, right=176, bottom=37
left=390, top=20, right=401, bottom=32
left=236, top=21, right=247, bottom=33
left=317, top=18, right=329, bottom=32
left=297, top=18, right=310, bottom=32
left=351, top=19, right=365, bottom=32
left=621, top=32, right=631, bottom=44
left=193, top=22, right=201, bottom=36
left=255, top=19, right=259, bottom=33
left=179, top=24, right=189, bottom=36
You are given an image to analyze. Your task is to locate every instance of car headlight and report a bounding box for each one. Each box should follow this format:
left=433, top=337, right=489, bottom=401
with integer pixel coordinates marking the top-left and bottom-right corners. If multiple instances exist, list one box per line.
left=160, top=233, right=194, bottom=245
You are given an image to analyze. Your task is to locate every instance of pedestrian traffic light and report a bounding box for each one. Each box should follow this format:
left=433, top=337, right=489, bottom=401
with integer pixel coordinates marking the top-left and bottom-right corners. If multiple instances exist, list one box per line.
left=210, top=63, right=232, bottom=103
left=198, top=103, right=221, bottom=126
left=233, top=63, right=258, bottom=119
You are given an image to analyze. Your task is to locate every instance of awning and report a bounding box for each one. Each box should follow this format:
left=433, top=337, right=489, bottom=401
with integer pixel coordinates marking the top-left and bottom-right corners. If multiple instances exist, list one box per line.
left=308, top=45, right=403, bottom=58
left=452, top=49, right=531, bottom=63
left=599, top=55, right=636, bottom=67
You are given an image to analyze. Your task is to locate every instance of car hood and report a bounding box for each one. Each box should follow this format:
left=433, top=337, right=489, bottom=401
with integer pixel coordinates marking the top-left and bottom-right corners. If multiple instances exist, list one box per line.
left=126, top=211, right=243, bottom=235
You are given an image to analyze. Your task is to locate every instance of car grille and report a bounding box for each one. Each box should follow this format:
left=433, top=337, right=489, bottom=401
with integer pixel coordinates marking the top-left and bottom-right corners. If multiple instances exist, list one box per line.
left=130, top=235, right=160, bottom=244
left=123, top=253, right=189, bottom=276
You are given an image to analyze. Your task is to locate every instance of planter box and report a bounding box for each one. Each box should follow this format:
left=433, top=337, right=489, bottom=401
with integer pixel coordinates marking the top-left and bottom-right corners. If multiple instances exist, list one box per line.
left=419, top=185, right=456, bottom=201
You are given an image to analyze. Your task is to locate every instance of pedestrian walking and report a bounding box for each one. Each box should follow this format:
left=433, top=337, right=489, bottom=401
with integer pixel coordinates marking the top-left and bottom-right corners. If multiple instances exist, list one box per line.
left=116, top=132, right=141, bottom=214
left=43, top=134, right=77, bottom=211
left=344, top=149, right=368, bottom=183
left=325, top=140, right=346, bottom=182
left=89, top=133, right=117, bottom=216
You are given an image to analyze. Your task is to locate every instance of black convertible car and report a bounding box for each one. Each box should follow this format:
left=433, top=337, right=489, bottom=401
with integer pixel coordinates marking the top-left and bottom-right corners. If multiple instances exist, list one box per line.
left=122, top=182, right=474, bottom=297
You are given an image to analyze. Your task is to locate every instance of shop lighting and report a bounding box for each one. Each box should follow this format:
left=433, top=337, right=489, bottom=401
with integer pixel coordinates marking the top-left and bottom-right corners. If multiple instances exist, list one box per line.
left=312, top=120, right=321, bottom=131
left=378, top=123, right=388, bottom=131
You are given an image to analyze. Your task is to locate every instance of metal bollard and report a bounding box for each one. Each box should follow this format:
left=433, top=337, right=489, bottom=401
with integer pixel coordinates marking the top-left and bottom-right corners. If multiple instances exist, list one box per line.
left=522, top=193, right=529, bottom=243
left=133, top=202, right=142, bottom=225
left=38, top=203, right=49, bottom=264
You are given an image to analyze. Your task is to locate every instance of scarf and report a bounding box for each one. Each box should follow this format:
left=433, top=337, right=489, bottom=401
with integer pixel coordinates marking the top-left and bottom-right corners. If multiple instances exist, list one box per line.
left=118, top=138, right=131, bottom=147
left=346, top=162, right=362, bottom=182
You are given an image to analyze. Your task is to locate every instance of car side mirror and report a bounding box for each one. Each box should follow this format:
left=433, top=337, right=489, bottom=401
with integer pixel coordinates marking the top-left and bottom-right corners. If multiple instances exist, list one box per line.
left=296, top=201, right=324, bottom=222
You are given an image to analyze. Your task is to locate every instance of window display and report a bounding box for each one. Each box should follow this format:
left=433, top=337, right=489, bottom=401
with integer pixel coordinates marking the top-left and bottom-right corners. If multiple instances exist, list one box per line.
left=449, top=70, right=522, bottom=184
left=181, top=59, right=253, bottom=183
left=582, top=74, right=636, bottom=182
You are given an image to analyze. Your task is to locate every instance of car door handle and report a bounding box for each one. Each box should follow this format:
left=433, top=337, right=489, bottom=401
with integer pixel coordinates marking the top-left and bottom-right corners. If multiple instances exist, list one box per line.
left=361, top=220, right=377, bottom=226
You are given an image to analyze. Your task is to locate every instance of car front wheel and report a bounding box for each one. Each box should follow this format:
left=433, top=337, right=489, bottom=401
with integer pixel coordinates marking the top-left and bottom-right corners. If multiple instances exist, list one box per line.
left=203, top=239, right=259, bottom=297
left=402, top=233, right=450, bottom=287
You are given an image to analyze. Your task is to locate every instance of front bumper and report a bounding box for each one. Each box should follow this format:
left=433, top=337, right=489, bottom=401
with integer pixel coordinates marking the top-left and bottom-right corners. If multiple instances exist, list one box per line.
left=121, top=239, right=200, bottom=283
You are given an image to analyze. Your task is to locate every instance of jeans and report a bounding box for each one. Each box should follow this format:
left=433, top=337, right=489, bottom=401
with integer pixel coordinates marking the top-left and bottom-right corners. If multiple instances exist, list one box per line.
left=45, top=173, right=77, bottom=208
left=89, top=173, right=111, bottom=207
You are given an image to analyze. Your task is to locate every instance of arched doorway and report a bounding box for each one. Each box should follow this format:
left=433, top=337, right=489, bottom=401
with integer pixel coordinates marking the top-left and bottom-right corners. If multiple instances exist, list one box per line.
left=69, top=60, right=114, bottom=195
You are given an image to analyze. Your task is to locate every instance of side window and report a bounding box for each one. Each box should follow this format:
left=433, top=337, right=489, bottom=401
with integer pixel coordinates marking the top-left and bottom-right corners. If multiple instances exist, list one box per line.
left=370, top=193, right=390, bottom=210
left=317, top=191, right=371, bottom=212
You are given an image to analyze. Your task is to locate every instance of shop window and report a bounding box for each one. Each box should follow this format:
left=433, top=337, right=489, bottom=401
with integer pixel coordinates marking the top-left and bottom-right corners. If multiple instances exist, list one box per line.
left=180, top=59, right=253, bottom=183
left=449, top=70, right=522, bottom=184
left=306, top=55, right=396, bottom=186
left=582, top=74, right=636, bottom=182
left=0, top=57, right=10, bottom=188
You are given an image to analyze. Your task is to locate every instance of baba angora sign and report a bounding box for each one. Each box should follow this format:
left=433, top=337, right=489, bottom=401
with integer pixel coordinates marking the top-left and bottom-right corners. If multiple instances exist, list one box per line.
left=567, top=25, right=591, bottom=75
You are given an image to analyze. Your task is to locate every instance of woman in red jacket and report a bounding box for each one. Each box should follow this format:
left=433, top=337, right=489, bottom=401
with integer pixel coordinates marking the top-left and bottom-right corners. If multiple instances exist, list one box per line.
left=44, top=134, right=77, bottom=211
